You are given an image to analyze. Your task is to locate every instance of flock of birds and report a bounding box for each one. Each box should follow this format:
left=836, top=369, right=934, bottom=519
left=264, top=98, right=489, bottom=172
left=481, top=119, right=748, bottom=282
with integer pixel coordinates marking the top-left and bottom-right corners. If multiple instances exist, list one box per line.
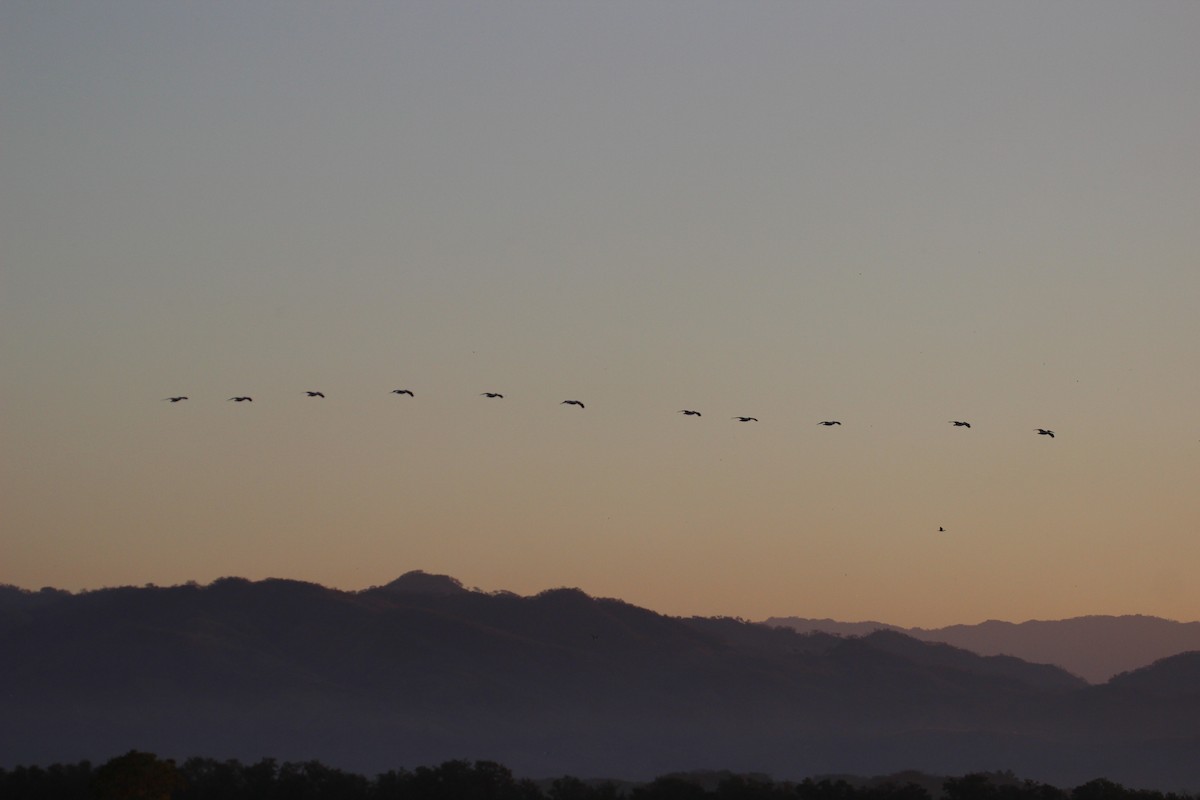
left=161, top=392, right=1056, bottom=437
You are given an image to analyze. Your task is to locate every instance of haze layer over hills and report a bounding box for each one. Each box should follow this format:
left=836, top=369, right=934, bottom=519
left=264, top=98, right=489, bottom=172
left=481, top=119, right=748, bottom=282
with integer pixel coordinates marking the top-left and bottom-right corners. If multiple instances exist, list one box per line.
left=2, top=572, right=1199, bottom=790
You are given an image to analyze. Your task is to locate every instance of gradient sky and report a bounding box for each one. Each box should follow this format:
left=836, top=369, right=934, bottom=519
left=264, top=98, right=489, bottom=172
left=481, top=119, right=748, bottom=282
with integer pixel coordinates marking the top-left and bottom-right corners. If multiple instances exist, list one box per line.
left=3, top=1, right=1198, bottom=627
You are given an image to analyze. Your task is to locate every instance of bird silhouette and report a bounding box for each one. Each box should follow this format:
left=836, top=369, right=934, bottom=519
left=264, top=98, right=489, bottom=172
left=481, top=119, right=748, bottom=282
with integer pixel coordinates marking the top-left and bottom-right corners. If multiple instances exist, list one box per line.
left=228, top=397, right=253, bottom=402
left=679, top=410, right=702, bottom=416
left=938, top=527, right=946, bottom=532
left=818, top=420, right=842, bottom=426
left=733, top=416, right=758, bottom=422
left=561, top=400, right=585, bottom=409
left=391, top=389, right=414, bottom=397
left=481, top=392, right=504, bottom=398
left=305, top=391, right=325, bottom=398
left=163, top=396, right=189, bottom=402
left=1036, top=428, right=1055, bottom=438
left=950, top=421, right=971, bottom=428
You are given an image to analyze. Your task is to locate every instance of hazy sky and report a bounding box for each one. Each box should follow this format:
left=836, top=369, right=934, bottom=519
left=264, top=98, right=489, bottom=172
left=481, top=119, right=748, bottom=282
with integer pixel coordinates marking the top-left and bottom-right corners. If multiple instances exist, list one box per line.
left=3, top=1, right=1198, bottom=627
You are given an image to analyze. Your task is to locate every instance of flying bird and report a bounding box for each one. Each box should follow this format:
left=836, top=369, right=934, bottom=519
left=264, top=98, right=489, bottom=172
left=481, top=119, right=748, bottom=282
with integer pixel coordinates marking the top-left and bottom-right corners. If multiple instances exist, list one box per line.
left=938, top=527, right=946, bottom=532
left=561, top=400, right=585, bottom=409
left=679, top=410, right=702, bottom=416
left=227, top=396, right=253, bottom=402
left=305, top=391, right=325, bottom=398
left=733, top=416, right=758, bottom=422
left=163, top=396, right=189, bottom=402
left=481, top=392, right=504, bottom=398
left=1036, top=428, right=1055, bottom=438
left=818, top=420, right=842, bottom=426
left=950, top=421, right=971, bottom=428
left=390, top=389, right=414, bottom=397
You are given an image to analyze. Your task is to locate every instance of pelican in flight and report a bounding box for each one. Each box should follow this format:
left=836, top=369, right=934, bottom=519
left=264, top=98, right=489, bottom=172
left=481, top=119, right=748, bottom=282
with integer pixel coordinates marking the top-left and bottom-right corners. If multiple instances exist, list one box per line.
left=163, top=396, right=189, bottom=403
left=950, top=421, right=971, bottom=428
left=228, top=396, right=253, bottom=402
left=818, top=420, right=842, bottom=426
left=1036, top=428, right=1055, bottom=438
left=305, top=391, right=325, bottom=398
left=679, top=410, right=702, bottom=416
left=733, top=416, right=758, bottom=422
left=391, top=389, right=414, bottom=397
left=561, top=400, right=585, bottom=409
left=481, top=392, right=504, bottom=399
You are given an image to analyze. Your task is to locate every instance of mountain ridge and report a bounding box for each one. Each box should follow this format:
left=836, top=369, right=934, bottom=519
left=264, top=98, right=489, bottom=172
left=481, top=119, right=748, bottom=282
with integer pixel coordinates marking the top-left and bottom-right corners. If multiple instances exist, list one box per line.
left=763, top=614, right=1200, bottom=683
left=3, top=574, right=1199, bottom=789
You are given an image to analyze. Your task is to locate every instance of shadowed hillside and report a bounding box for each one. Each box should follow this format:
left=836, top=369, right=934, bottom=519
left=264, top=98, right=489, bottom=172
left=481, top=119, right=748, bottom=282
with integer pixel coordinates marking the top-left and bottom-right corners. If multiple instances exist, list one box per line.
left=2, top=575, right=1198, bottom=789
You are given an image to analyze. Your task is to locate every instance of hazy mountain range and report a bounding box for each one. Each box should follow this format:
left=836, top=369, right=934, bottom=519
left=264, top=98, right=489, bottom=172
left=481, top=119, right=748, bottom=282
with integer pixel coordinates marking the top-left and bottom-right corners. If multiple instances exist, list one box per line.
left=2, top=572, right=1199, bottom=790
left=762, top=616, right=1200, bottom=684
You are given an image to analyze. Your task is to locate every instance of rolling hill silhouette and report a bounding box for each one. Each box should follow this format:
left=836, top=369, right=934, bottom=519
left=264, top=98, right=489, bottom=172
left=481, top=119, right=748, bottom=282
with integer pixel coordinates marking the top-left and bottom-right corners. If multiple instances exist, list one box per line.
left=763, top=615, right=1200, bottom=683
left=2, top=574, right=1198, bottom=789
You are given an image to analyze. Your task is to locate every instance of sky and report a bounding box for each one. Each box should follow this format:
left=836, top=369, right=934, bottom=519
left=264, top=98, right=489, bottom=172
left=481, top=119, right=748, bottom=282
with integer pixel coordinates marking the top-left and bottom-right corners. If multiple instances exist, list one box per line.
left=2, top=1, right=1198, bottom=628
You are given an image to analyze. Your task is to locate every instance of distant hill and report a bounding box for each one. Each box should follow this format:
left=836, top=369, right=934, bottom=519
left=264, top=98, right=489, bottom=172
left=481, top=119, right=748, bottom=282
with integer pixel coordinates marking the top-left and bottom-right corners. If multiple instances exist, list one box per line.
left=762, top=615, right=1200, bottom=683
left=2, top=574, right=1198, bottom=789
left=376, top=569, right=471, bottom=595
left=1106, top=650, right=1200, bottom=695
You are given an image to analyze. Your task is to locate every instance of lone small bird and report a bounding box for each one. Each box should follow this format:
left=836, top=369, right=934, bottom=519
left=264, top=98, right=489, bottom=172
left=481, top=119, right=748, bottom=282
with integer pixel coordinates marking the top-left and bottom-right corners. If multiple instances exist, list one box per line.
left=938, top=527, right=946, bottom=532
left=561, top=400, right=585, bottom=409
left=679, top=410, right=702, bottom=417
left=733, top=416, right=758, bottom=422
left=818, top=420, right=842, bottom=426
left=305, top=391, right=325, bottom=398
left=163, top=396, right=189, bottom=402
left=950, top=421, right=971, bottom=428
left=391, top=389, right=414, bottom=397
left=481, top=392, right=504, bottom=398
left=1036, top=428, right=1055, bottom=438
left=228, top=396, right=253, bottom=402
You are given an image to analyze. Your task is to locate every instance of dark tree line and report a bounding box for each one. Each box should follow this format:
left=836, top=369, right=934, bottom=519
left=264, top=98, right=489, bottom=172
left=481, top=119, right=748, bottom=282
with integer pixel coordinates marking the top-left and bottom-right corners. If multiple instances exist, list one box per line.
left=1, top=752, right=1197, bottom=800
